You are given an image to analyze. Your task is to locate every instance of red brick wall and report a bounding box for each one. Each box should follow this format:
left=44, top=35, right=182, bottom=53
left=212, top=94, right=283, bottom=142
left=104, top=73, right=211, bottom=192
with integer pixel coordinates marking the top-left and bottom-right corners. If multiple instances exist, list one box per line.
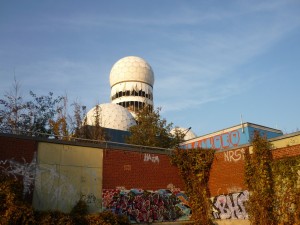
left=0, top=135, right=37, bottom=202
left=102, top=149, right=185, bottom=190
left=209, top=144, right=300, bottom=196
left=272, top=144, right=300, bottom=159
left=209, top=148, right=247, bottom=196
left=1, top=134, right=299, bottom=197
left=0, top=135, right=37, bottom=163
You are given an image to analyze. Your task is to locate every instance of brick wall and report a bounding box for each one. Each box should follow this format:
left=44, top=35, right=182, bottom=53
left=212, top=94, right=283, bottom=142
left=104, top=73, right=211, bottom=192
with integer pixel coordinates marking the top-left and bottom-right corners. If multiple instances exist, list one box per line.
left=0, top=135, right=37, bottom=163
left=272, top=144, right=300, bottom=159
left=209, top=147, right=247, bottom=196
left=102, top=149, right=185, bottom=190
left=208, top=144, right=300, bottom=196
left=0, top=134, right=299, bottom=198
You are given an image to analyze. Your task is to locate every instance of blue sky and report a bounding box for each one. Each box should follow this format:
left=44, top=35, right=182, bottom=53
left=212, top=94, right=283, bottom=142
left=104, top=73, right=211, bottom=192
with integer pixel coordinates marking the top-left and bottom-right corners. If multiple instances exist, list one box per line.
left=1, top=0, right=300, bottom=136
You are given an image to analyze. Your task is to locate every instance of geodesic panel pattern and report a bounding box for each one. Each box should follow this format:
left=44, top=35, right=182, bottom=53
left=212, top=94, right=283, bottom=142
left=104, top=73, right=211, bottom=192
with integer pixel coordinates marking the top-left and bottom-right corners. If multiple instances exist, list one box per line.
left=170, top=127, right=197, bottom=141
left=109, top=56, right=154, bottom=87
left=86, top=103, right=136, bottom=131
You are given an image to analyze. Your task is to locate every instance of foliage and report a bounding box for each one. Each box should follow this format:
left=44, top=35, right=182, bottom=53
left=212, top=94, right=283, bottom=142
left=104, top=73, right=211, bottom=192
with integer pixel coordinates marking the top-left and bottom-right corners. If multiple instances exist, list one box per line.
left=0, top=171, right=36, bottom=225
left=171, top=148, right=215, bottom=225
left=69, top=101, right=88, bottom=138
left=0, top=77, right=27, bottom=134
left=272, top=156, right=300, bottom=225
left=126, top=106, right=185, bottom=148
left=35, top=211, right=73, bottom=225
left=244, top=131, right=277, bottom=225
left=25, top=91, right=64, bottom=136
left=0, top=79, right=63, bottom=136
left=75, top=104, right=108, bottom=141
left=0, top=79, right=109, bottom=141
left=68, top=199, right=88, bottom=225
left=70, top=199, right=88, bottom=216
left=49, top=95, right=69, bottom=139
left=0, top=172, right=130, bottom=224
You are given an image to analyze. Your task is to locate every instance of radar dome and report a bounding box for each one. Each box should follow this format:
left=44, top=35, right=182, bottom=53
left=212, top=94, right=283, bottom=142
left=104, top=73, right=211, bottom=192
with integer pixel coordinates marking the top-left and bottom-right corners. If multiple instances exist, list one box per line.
left=85, top=103, right=136, bottom=131
left=109, top=56, right=155, bottom=115
left=109, top=56, right=154, bottom=87
left=171, top=127, right=197, bottom=141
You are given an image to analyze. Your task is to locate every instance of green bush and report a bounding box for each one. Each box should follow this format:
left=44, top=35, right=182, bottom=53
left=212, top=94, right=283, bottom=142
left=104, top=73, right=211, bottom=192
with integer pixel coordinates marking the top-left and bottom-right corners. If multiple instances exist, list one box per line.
left=85, top=211, right=130, bottom=225
left=171, top=148, right=215, bottom=225
left=70, top=199, right=88, bottom=225
left=0, top=171, right=131, bottom=225
left=35, top=211, right=74, bottom=225
left=70, top=199, right=88, bottom=216
left=0, top=171, right=36, bottom=225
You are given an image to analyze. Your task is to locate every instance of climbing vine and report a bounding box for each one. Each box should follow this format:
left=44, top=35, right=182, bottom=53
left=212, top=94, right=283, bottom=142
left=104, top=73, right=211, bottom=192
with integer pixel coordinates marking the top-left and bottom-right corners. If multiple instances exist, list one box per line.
left=244, top=131, right=277, bottom=225
left=171, top=148, right=215, bottom=225
left=245, top=131, right=300, bottom=225
left=272, top=156, right=300, bottom=225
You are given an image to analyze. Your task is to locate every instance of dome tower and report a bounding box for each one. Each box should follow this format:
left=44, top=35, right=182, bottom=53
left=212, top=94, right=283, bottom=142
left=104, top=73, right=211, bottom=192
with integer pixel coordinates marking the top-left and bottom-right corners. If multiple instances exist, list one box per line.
left=109, top=56, right=154, bottom=115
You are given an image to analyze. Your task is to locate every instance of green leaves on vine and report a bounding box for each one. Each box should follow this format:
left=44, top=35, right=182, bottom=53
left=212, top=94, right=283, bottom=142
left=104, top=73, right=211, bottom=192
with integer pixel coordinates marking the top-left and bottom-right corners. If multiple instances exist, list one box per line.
left=272, top=156, right=300, bottom=224
left=244, top=131, right=276, bottom=225
left=171, top=148, right=215, bottom=225
left=245, top=131, right=300, bottom=225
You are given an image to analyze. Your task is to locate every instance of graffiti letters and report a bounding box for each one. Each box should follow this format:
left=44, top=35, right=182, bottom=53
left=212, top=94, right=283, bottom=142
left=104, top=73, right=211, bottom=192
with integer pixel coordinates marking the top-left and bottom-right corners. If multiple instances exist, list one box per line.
left=212, top=190, right=249, bottom=219
left=183, top=129, right=241, bottom=150
left=144, top=154, right=159, bottom=163
left=224, top=149, right=245, bottom=162
left=102, top=188, right=191, bottom=223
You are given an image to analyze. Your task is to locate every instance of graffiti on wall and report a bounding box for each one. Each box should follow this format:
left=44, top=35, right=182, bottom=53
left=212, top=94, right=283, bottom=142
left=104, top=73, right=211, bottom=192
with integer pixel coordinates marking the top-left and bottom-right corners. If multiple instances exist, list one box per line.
left=0, top=153, right=37, bottom=197
left=0, top=153, right=101, bottom=212
left=212, top=190, right=249, bottom=219
left=183, top=129, right=241, bottom=150
left=102, top=187, right=191, bottom=223
left=224, top=148, right=245, bottom=162
left=144, top=154, right=159, bottom=163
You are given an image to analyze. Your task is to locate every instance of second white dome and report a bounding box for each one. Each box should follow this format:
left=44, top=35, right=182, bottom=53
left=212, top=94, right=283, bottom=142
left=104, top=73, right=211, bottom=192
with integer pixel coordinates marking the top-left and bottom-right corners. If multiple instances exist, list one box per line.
left=85, top=103, right=136, bottom=131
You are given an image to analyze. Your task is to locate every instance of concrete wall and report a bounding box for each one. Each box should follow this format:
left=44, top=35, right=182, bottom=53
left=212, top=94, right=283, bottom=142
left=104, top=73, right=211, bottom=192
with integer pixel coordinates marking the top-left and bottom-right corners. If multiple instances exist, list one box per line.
left=32, top=142, right=103, bottom=213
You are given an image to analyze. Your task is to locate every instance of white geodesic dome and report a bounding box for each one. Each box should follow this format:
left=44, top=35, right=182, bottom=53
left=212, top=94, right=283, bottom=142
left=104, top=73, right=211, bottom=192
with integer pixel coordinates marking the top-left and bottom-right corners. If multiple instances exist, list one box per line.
left=171, top=127, right=197, bottom=141
left=85, top=103, right=136, bottom=131
left=109, top=56, right=154, bottom=88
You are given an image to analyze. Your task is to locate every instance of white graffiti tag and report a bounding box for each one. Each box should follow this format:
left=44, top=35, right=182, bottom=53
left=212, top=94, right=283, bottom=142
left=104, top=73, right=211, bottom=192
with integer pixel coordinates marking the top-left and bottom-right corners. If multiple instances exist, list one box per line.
left=144, top=154, right=160, bottom=163
left=0, top=153, right=37, bottom=197
left=212, top=190, right=249, bottom=219
left=224, top=149, right=245, bottom=162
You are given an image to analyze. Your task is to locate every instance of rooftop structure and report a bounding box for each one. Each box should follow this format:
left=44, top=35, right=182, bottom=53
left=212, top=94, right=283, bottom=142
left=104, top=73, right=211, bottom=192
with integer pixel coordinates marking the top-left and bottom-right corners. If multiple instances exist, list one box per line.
left=181, top=122, right=283, bottom=151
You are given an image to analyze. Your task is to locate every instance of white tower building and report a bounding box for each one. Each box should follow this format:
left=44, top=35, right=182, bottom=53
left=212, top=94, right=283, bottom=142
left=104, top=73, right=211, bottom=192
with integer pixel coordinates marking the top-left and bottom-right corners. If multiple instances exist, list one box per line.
left=109, top=56, right=154, bottom=116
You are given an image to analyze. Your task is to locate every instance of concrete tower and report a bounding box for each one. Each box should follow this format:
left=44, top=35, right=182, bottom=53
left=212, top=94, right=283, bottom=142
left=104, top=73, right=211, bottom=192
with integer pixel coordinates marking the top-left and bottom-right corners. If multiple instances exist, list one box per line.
left=109, top=56, right=154, bottom=116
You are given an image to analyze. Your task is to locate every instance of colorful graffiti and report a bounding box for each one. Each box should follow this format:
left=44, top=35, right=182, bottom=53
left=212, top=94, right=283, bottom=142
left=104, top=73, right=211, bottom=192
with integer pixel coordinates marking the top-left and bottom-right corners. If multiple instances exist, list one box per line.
left=212, top=190, right=249, bottom=219
left=183, top=129, right=242, bottom=150
left=102, top=188, right=191, bottom=223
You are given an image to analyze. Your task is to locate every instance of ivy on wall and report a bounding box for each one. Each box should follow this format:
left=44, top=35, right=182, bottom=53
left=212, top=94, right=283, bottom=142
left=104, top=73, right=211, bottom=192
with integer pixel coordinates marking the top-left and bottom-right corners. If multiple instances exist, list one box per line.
left=244, top=131, right=277, bottom=225
left=171, top=148, right=215, bottom=225
left=272, top=156, right=300, bottom=225
left=245, top=131, right=300, bottom=225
